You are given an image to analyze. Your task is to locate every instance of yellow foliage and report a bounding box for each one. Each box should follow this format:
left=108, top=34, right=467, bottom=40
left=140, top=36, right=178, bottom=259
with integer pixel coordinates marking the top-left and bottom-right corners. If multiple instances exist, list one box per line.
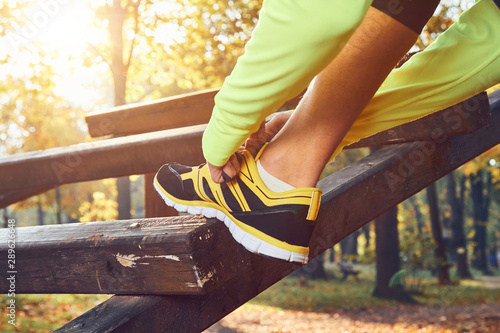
left=491, top=168, right=500, bottom=185
left=463, top=161, right=480, bottom=177
left=79, top=191, right=118, bottom=222
left=130, top=174, right=141, bottom=182
left=467, top=230, right=476, bottom=239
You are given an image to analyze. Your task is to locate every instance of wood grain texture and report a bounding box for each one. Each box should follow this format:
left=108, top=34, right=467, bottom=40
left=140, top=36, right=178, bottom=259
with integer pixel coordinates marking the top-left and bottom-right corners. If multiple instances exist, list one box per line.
left=85, top=84, right=488, bottom=147
left=0, top=125, right=205, bottom=192
left=347, top=92, right=490, bottom=149
left=85, top=88, right=306, bottom=138
left=56, top=91, right=500, bottom=332
left=0, top=185, right=55, bottom=209
left=86, top=89, right=218, bottom=138
left=0, top=216, right=247, bottom=295
left=0, top=94, right=488, bottom=196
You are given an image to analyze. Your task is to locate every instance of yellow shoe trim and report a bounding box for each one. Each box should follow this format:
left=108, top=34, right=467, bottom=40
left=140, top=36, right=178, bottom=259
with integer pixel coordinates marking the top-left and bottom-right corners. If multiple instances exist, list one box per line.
left=154, top=175, right=309, bottom=255
left=228, top=180, right=251, bottom=212
left=307, top=191, right=321, bottom=221
left=239, top=149, right=323, bottom=209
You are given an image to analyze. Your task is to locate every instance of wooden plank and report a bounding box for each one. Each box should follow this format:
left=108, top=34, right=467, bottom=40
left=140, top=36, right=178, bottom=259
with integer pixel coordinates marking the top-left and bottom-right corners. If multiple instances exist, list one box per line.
left=0, top=215, right=248, bottom=295
left=5, top=92, right=495, bottom=294
left=144, top=173, right=178, bottom=218
left=85, top=82, right=487, bottom=144
left=0, top=94, right=488, bottom=196
left=0, top=185, right=55, bottom=209
left=347, top=92, right=490, bottom=149
left=56, top=90, right=500, bottom=332
left=86, top=89, right=218, bottom=138
left=85, top=89, right=306, bottom=138
left=0, top=124, right=206, bottom=192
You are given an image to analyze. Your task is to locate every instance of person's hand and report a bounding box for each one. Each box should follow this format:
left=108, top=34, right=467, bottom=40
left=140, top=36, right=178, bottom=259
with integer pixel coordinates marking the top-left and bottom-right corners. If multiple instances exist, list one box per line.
left=245, top=112, right=292, bottom=156
left=207, top=153, right=241, bottom=183
left=207, top=112, right=292, bottom=183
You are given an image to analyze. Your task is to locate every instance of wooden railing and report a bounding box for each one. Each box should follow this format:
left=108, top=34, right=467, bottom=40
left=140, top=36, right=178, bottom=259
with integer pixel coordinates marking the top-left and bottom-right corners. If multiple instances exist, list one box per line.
left=0, top=91, right=490, bottom=209
left=0, top=89, right=497, bottom=332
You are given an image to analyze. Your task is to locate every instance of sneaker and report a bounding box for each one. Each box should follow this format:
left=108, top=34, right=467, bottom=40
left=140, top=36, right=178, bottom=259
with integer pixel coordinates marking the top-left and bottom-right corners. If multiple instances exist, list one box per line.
left=153, top=149, right=322, bottom=264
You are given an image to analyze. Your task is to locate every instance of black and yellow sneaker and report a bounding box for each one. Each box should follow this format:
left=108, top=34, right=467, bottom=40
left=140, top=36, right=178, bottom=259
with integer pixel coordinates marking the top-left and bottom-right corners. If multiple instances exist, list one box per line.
left=153, top=149, right=322, bottom=264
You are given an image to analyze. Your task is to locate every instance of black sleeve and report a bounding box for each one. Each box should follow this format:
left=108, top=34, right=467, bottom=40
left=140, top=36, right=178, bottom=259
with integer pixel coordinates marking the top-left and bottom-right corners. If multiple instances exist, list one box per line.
left=371, top=0, right=441, bottom=34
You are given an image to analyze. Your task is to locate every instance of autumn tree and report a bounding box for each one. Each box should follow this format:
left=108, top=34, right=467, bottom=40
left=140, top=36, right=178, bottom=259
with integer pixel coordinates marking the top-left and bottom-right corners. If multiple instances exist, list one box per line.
left=426, top=183, right=451, bottom=285
left=0, top=50, right=91, bottom=224
left=373, top=206, right=415, bottom=303
left=446, top=171, right=472, bottom=278
left=84, top=0, right=261, bottom=219
left=469, top=170, right=492, bottom=273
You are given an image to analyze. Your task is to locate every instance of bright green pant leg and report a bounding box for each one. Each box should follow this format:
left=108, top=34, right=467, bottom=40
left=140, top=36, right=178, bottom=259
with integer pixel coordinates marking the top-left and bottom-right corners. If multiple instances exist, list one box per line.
left=337, top=0, right=500, bottom=155
left=203, top=0, right=372, bottom=166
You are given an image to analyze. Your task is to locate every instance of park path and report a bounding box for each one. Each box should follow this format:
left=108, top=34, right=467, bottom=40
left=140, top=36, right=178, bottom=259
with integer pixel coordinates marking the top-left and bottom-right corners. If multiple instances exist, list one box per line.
left=206, top=302, right=500, bottom=333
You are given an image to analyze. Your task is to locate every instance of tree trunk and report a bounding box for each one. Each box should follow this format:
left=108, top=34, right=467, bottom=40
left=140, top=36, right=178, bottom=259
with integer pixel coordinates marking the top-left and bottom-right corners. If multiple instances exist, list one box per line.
left=297, top=252, right=327, bottom=280
left=37, top=201, right=44, bottom=226
left=470, top=170, right=491, bottom=273
left=372, top=206, right=415, bottom=302
left=340, top=231, right=359, bottom=261
left=329, top=246, right=335, bottom=263
left=117, top=176, right=132, bottom=220
left=490, top=244, right=499, bottom=269
left=426, top=183, right=451, bottom=285
left=362, top=224, right=371, bottom=248
left=110, top=0, right=127, bottom=107
left=408, top=195, right=425, bottom=235
left=55, top=187, right=62, bottom=224
left=2, top=208, right=10, bottom=228
left=110, top=0, right=131, bottom=220
left=446, top=172, right=472, bottom=279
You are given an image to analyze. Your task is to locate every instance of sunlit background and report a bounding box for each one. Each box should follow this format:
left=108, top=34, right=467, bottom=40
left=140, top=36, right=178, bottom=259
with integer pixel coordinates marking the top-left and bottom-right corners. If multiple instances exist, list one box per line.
left=2, top=0, right=500, bottom=331
left=0, top=0, right=475, bottom=114
left=0, top=0, right=493, bottom=218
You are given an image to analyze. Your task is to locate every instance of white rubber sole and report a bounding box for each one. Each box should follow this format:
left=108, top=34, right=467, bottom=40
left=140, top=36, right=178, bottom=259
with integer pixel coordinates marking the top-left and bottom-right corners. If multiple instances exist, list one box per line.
left=154, top=181, right=309, bottom=264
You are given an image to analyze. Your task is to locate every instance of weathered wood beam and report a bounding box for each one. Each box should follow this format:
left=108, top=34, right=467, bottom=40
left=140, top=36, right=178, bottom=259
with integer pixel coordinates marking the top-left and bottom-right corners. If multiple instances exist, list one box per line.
left=0, top=185, right=55, bottom=209
left=55, top=91, right=500, bottom=332
left=0, top=125, right=206, bottom=192
left=0, top=94, right=488, bottom=195
left=85, top=88, right=305, bottom=138
left=4, top=91, right=495, bottom=295
left=0, top=216, right=248, bottom=295
left=0, top=93, right=496, bottom=295
left=85, top=83, right=488, bottom=142
left=86, top=89, right=217, bottom=138
left=347, top=92, right=490, bottom=149
left=2, top=93, right=495, bottom=295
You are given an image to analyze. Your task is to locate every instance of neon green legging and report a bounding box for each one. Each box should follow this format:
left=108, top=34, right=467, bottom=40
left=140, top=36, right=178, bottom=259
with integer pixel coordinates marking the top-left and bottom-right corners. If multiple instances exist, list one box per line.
left=203, top=0, right=500, bottom=167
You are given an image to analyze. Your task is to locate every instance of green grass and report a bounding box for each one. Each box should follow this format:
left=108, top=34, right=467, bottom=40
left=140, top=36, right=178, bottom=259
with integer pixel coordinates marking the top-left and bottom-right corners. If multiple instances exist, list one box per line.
left=0, top=294, right=110, bottom=333
left=250, top=264, right=500, bottom=312
left=1, top=265, right=499, bottom=331
left=250, top=276, right=402, bottom=312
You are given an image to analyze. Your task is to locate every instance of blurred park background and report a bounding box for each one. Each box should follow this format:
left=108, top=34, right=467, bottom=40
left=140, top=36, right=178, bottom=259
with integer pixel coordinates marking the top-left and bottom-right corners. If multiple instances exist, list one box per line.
left=1, top=0, right=500, bottom=332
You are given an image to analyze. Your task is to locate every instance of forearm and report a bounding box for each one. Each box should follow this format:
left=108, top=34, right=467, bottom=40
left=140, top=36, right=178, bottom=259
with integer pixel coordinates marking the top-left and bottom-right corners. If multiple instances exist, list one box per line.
left=341, top=0, right=500, bottom=152
left=202, top=0, right=372, bottom=166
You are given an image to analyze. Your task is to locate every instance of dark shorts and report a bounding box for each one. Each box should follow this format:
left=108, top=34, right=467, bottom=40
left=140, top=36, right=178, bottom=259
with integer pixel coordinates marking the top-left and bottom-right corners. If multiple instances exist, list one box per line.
left=371, top=0, right=440, bottom=33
